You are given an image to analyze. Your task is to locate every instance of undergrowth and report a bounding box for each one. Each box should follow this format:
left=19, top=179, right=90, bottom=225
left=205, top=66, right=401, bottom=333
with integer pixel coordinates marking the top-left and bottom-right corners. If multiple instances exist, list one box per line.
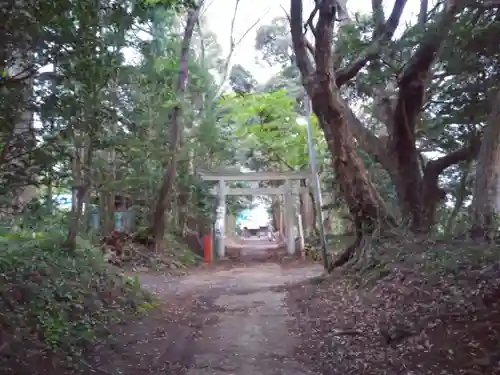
left=342, top=236, right=500, bottom=289
left=0, top=230, right=154, bottom=374
left=102, top=229, right=201, bottom=270
left=288, top=237, right=500, bottom=375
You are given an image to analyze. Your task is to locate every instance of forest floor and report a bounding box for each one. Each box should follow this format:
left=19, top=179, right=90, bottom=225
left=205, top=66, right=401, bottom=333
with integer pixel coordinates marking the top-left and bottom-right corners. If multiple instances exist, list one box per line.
left=90, top=238, right=500, bottom=375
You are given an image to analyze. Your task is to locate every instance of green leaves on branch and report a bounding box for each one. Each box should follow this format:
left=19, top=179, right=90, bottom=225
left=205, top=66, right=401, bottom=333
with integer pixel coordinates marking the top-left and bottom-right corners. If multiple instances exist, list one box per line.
left=219, top=90, right=325, bottom=170
left=141, top=0, right=198, bottom=9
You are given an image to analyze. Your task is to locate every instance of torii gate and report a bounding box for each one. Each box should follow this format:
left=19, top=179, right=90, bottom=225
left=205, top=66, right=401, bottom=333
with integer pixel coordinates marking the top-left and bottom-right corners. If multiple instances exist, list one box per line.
left=198, top=169, right=312, bottom=258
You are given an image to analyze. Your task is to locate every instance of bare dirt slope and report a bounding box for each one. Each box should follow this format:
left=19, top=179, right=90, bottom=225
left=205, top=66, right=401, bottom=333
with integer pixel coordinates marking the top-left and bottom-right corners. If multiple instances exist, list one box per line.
left=93, top=251, right=323, bottom=375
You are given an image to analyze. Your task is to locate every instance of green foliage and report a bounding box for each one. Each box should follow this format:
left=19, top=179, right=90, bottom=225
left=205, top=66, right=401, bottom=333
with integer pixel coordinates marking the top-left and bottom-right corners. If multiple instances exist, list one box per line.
left=254, top=17, right=292, bottom=68
left=333, top=14, right=374, bottom=70
left=142, top=0, right=196, bottom=8
left=190, top=178, right=216, bottom=217
left=0, top=231, right=151, bottom=371
left=220, top=90, right=326, bottom=170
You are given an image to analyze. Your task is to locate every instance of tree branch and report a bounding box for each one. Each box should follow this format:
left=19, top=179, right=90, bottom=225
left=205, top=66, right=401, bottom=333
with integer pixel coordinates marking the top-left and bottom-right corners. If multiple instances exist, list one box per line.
left=335, top=0, right=408, bottom=87
left=281, top=5, right=316, bottom=58
left=372, top=0, right=385, bottom=38
left=200, top=0, right=215, bottom=18
left=461, top=0, right=500, bottom=9
left=315, top=0, right=336, bottom=79
left=424, top=135, right=482, bottom=180
left=398, top=4, right=459, bottom=88
left=213, top=1, right=268, bottom=98
left=419, top=0, right=429, bottom=24
left=390, top=3, right=460, bottom=144
left=303, top=2, right=319, bottom=37
left=342, top=105, right=393, bottom=171
left=290, top=0, right=315, bottom=92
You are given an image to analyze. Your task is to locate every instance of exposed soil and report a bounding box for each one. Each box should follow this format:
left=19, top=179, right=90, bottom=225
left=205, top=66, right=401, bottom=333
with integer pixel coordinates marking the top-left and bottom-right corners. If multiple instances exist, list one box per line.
left=91, top=243, right=323, bottom=375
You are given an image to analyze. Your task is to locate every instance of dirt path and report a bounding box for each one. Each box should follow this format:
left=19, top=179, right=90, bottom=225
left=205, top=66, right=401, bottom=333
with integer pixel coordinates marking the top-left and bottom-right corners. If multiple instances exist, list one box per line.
left=178, top=263, right=322, bottom=375
left=90, top=239, right=500, bottom=375
left=93, top=253, right=323, bottom=375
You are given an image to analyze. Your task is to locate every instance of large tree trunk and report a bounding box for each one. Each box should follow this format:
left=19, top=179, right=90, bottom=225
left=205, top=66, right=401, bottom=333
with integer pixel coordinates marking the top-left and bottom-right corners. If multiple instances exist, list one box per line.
left=469, top=91, right=500, bottom=239
left=149, top=6, right=200, bottom=247
left=293, top=0, right=484, bottom=235
left=290, top=0, right=396, bottom=236
left=384, top=3, right=460, bottom=232
left=311, top=92, right=396, bottom=233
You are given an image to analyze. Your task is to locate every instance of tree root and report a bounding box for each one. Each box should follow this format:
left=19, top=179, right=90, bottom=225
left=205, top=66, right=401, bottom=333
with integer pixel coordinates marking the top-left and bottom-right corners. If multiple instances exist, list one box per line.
left=328, top=234, right=363, bottom=272
left=328, top=233, right=379, bottom=273
left=328, top=220, right=408, bottom=273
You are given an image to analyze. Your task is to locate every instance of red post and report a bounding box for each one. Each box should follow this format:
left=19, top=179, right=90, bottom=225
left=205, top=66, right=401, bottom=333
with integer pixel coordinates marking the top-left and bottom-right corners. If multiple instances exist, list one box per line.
left=203, top=232, right=213, bottom=263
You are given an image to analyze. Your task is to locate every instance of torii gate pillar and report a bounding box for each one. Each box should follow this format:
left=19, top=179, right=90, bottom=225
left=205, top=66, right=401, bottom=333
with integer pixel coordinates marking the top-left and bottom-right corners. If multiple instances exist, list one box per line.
left=284, top=179, right=295, bottom=255
left=217, top=179, right=226, bottom=258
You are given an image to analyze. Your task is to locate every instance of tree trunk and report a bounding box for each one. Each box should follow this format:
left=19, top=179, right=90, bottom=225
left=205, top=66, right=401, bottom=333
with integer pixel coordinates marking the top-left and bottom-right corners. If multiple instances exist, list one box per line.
left=444, top=161, right=471, bottom=235
left=290, top=0, right=479, bottom=235
left=469, top=90, right=500, bottom=239
left=312, top=92, right=396, bottom=233
left=308, top=189, right=318, bottom=235
left=65, top=139, right=93, bottom=250
left=290, top=0, right=396, bottom=235
left=270, top=197, right=280, bottom=231
left=384, top=4, right=460, bottom=232
left=99, top=189, right=113, bottom=234
left=176, top=136, right=194, bottom=236
left=3, top=52, right=37, bottom=210
left=149, top=6, right=200, bottom=247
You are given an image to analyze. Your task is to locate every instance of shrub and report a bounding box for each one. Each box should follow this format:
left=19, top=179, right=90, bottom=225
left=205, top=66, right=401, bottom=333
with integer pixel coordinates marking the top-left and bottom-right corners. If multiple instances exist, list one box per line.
left=0, top=230, right=151, bottom=373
